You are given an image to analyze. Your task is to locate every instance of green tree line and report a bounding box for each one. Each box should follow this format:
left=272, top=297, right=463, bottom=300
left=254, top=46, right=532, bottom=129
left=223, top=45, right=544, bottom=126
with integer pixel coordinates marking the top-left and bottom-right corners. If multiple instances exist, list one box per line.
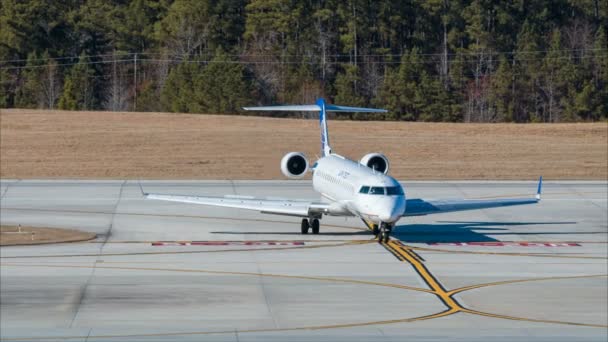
left=1, top=0, right=606, bottom=122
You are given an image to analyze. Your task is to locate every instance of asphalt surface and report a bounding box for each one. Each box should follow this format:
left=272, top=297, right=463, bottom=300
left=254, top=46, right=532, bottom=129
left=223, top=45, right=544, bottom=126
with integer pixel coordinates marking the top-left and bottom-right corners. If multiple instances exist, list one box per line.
left=1, top=180, right=606, bottom=341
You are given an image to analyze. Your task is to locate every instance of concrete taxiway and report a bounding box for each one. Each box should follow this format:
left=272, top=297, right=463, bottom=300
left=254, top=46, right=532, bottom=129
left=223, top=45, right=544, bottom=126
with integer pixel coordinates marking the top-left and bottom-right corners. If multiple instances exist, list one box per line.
left=1, top=180, right=607, bottom=341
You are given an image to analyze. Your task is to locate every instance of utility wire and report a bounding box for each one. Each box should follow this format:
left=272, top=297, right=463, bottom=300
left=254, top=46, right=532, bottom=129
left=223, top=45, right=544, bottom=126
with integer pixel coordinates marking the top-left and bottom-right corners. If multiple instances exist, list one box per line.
left=1, top=48, right=606, bottom=64
left=2, top=54, right=606, bottom=70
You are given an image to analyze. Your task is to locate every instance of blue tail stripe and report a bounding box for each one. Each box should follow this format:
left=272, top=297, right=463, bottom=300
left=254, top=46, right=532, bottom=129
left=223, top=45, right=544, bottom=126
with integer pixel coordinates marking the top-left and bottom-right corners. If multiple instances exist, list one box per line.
left=316, top=98, right=330, bottom=156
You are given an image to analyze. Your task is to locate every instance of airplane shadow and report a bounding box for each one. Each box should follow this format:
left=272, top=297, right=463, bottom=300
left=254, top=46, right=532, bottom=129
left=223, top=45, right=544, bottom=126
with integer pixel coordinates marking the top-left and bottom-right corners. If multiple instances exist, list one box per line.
left=211, top=230, right=372, bottom=237
left=391, top=221, right=584, bottom=243
left=210, top=220, right=602, bottom=242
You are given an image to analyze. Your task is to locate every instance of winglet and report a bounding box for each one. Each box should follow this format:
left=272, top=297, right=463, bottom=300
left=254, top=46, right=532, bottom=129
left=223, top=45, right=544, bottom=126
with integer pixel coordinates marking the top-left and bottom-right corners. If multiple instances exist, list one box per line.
left=536, top=176, right=543, bottom=200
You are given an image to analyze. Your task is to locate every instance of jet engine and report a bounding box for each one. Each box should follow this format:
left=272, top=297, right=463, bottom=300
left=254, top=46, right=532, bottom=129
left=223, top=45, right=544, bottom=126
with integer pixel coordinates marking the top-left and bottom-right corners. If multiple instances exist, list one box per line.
left=360, top=153, right=390, bottom=174
left=281, top=152, right=309, bottom=179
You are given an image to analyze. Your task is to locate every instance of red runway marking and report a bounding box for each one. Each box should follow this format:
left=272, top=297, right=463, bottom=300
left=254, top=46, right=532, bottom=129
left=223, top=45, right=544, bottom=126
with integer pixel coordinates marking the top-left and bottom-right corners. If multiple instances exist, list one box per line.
left=152, top=241, right=306, bottom=246
left=428, top=242, right=581, bottom=247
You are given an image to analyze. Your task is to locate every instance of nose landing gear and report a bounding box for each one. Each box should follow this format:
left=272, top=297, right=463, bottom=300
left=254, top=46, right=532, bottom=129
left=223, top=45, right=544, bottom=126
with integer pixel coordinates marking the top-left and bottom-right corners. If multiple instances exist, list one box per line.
left=378, top=222, right=392, bottom=243
left=301, top=218, right=320, bottom=235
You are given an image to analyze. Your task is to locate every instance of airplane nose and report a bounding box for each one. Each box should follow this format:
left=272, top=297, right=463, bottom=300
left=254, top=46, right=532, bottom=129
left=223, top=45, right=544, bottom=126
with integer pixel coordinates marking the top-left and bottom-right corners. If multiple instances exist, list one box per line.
left=378, top=206, right=402, bottom=222
left=377, top=197, right=405, bottom=222
left=378, top=213, right=393, bottom=222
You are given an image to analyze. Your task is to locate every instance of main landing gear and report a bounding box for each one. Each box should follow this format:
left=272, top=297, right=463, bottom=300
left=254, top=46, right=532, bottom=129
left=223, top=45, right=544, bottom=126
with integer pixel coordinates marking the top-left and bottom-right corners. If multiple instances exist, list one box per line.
left=372, top=224, right=380, bottom=237
left=301, top=218, right=320, bottom=234
left=376, top=222, right=392, bottom=243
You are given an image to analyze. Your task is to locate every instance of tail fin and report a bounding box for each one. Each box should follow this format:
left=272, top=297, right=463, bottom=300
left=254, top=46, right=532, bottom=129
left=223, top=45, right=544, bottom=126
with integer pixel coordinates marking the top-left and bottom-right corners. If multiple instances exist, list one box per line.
left=243, top=98, right=387, bottom=157
left=316, top=98, right=331, bottom=156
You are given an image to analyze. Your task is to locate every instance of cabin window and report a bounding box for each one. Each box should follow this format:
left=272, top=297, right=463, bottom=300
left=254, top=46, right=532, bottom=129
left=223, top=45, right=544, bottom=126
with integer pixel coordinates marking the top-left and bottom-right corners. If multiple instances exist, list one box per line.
left=369, top=187, right=385, bottom=195
left=386, top=186, right=404, bottom=195
left=359, top=186, right=370, bottom=194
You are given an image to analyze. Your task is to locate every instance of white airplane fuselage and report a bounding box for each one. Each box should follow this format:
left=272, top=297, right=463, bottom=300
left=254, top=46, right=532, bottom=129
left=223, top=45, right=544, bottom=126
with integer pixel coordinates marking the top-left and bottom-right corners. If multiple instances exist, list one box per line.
left=312, top=154, right=406, bottom=224
left=144, top=98, right=541, bottom=242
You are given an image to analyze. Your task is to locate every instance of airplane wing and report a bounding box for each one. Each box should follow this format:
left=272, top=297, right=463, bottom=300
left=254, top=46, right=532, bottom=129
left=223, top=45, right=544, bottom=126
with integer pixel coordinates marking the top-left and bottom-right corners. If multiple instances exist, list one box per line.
left=143, top=191, right=330, bottom=218
left=404, top=177, right=542, bottom=217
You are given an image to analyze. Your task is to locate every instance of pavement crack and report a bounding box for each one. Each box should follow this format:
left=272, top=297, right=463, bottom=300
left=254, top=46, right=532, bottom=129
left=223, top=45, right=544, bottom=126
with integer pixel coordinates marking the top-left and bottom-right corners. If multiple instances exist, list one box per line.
left=568, top=183, right=605, bottom=211
left=68, top=261, right=97, bottom=328
left=230, top=180, right=238, bottom=195
left=99, top=180, right=126, bottom=254
left=253, top=251, right=280, bottom=329
left=0, top=179, right=18, bottom=200
left=84, top=328, right=93, bottom=342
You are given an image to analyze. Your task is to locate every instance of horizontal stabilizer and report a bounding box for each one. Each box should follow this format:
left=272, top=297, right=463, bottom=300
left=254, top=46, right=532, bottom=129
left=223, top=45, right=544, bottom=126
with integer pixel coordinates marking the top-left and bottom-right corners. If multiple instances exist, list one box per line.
left=325, top=104, right=387, bottom=113
left=243, top=98, right=386, bottom=157
left=243, top=103, right=386, bottom=113
left=243, top=105, right=321, bottom=111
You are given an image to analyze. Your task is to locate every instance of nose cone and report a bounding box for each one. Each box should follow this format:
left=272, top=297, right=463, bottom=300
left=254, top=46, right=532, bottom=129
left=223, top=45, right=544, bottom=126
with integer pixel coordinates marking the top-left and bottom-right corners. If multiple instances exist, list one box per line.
left=378, top=197, right=405, bottom=223
left=378, top=209, right=401, bottom=223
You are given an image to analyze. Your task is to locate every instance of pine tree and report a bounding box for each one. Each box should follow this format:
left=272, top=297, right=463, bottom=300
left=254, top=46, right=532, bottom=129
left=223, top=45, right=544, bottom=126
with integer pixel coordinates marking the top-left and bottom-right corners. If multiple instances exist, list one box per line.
left=58, top=53, right=96, bottom=110
left=376, top=48, right=423, bottom=121
left=539, top=29, right=572, bottom=122
left=14, top=53, right=42, bottom=108
left=0, top=67, right=12, bottom=107
left=15, top=51, right=61, bottom=109
left=334, top=64, right=366, bottom=119
left=155, top=0, right=213, bottom=57
left=490, top=56, right=514, bottom=122
left=0, top=0, right=605, bottom=121
left=513, top=20, right=543, bottom=122
left=193, top=50, right=251, bottom=114
left=416, top=73, right=445, bottom=121
left=160, top=60, right=202, bottom=113
left=114, top=0, right=161, bottom=52
left=244, top=0, right=293, bottom=101
left=590, top=27, right=607, bottom=120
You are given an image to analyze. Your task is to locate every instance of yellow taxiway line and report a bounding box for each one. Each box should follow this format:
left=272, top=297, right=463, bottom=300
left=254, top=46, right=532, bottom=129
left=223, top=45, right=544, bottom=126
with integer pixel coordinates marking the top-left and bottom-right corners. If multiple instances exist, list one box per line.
left=384, top=240, right=461, bottom=317
left=1, top=239, right=606, bottom=341
left=405, top=244, right=608, bottom=260
left=381, top=239, right=608, bottom=328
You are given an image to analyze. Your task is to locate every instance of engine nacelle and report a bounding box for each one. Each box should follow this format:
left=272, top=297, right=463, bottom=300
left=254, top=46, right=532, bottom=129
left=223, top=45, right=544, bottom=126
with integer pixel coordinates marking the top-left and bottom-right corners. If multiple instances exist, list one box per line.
left=281, top=152, right=309, bottom=179
left=360, top=153, right=390, bottom=174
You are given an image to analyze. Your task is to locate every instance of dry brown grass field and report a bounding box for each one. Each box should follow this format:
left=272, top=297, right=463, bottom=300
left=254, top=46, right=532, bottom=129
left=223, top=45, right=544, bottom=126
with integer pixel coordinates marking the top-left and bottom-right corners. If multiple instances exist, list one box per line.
left=0, top=225, right=95, bottom=246
left=1, top=108, right=606, bottom=180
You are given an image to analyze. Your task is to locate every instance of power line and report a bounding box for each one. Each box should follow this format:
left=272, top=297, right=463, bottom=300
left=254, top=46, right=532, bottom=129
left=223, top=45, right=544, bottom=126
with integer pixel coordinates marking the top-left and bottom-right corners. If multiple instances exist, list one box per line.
left=0, top=53, right=136, bottom=64
left=0, top=59, right=134, bottom=70
left=1, top=48, right=606, bottom=64
left=2, top=54, right=606, bottom=70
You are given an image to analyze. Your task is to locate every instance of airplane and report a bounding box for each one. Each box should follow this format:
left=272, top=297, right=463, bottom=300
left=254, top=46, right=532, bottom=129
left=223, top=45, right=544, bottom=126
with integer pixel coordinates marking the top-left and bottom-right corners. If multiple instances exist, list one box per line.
left=142, top=98, right=542, bottom=243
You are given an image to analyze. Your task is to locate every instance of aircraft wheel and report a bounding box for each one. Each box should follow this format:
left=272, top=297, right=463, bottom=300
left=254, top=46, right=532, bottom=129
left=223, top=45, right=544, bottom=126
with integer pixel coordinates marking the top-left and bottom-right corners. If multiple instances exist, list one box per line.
left=384, top=225, right=392, bottom=243
left=378, top=230, right=385, bottom=243
left=372, top=225, right=379, bottom=237
left=311, top=219, right=320, bottom=234
left=378, top=223, right=391, bottom=243
left=301, top=219, right=309, bottom=234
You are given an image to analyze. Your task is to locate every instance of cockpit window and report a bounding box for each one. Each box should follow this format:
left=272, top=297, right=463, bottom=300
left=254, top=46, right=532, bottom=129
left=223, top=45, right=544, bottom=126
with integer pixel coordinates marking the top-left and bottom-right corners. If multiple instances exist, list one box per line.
left=359, top=186, right=403, bottom=195
left=386, top=186, right=404, bottom=195
left=369, top=186, right=385, bottom=195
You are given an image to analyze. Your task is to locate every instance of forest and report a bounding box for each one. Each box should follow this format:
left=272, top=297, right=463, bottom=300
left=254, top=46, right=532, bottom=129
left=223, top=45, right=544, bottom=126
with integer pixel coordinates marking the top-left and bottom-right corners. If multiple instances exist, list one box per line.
left=0, top=0, right=606, bottom=122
